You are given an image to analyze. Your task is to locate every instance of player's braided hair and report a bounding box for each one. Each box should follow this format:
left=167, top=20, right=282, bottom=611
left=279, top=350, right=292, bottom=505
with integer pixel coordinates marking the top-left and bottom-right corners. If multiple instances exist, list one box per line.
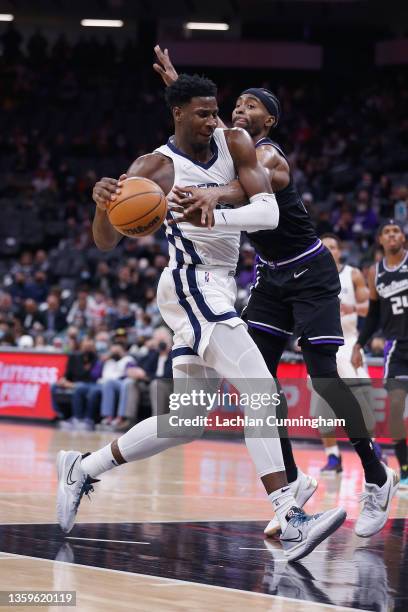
left=165, top=73, right=217, bottom=108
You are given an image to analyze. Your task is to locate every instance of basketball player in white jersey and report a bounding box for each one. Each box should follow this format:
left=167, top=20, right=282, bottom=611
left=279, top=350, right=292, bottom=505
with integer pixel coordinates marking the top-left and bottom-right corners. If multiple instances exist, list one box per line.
left=56, top=74, right=345, bottom=562
left=311, top=234, right=383, bottom=472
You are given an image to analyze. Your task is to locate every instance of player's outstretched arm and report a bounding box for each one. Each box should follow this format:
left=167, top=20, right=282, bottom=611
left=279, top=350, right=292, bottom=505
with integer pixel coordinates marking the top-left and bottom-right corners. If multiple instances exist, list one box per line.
left=92, top=154, right=173, bottom=251
left=153, top=46, right=179, bottom=86
left=153, top=45, right=227, bottom=129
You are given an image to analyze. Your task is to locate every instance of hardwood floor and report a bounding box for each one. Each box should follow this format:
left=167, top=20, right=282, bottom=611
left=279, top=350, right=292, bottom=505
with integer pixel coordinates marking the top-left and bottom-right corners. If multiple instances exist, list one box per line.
left=0, top=423, right=406, bottom=611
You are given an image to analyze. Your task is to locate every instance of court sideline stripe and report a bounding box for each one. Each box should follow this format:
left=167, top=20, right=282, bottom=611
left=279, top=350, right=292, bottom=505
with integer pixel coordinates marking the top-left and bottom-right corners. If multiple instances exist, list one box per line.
left=0, top=551, right=367, bottom=612
left=66, top=537, right=151, bottom=545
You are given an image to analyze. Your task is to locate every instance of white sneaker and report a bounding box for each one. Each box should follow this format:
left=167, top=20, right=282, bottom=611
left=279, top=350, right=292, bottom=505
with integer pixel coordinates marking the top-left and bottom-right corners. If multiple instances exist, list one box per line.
left=280, top=506, right=346, bottom=562
left=355, top=464, right=400, bottom=537
left=56, top=450, right=99, bottom=534
left=264, top=470, right=318, bottom=537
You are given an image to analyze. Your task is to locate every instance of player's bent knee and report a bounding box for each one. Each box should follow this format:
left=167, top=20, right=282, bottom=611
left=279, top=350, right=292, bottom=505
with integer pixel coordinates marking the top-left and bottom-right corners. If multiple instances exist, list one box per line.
left=301, top=340, right=339, bottom=378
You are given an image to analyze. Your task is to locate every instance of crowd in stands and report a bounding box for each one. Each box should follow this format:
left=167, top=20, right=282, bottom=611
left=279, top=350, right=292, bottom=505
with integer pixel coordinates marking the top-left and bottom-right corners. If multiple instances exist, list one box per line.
left=0, top=25, right=407, bottom=428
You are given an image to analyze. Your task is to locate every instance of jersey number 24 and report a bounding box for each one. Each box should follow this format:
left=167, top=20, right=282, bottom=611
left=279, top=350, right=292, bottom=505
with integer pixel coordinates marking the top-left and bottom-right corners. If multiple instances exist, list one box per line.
left=391, top=295, right=408, bottom=315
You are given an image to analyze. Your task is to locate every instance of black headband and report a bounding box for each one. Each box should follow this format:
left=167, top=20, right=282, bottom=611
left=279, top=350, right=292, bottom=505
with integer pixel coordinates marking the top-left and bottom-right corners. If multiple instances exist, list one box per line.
left=378, top=218, right=405, bottom=235
left=241, top=88, right=281, bottom=126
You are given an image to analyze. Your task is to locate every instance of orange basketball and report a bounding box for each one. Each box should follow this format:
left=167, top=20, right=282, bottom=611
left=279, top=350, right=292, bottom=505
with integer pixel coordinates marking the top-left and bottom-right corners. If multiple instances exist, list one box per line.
left=107, top=176, right=167, bottom=237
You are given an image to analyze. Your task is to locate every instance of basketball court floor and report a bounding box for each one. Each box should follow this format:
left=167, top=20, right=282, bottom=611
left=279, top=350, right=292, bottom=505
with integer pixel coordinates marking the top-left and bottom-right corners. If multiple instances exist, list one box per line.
left=0, top=422, right=407, bottom=611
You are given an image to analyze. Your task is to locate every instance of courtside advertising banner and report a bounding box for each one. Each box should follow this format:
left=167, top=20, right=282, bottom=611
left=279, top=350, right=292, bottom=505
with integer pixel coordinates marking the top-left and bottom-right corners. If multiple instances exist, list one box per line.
left=156, top=363, right=408, bottom=440
left=0, top=351, right=68, bottom=420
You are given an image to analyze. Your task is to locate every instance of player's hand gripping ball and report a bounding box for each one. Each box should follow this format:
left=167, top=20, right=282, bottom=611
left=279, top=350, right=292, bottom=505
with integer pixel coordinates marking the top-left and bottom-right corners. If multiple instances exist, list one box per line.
left=107, top=177, right=167, bottom=237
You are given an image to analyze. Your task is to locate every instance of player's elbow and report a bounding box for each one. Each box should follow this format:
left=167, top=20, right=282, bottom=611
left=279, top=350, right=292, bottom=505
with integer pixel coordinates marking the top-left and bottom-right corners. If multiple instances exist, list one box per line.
left=249, top=192, right=279, bottom=230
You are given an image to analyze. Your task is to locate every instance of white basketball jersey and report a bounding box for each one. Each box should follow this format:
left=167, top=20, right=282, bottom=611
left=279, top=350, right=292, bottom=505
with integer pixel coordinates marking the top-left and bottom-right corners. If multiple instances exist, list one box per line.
left=339, top=264, right=357, bottom=340
left=154, top=128, right=240, bottom=270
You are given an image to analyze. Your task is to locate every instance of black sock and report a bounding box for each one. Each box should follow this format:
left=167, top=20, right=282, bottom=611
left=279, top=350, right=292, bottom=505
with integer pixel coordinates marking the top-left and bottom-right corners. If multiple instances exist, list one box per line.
left=394, top=439, right=408, bottom=469
left=351, top=439, right=386, bottom=487
left=280, top=436, right=298, bottom=483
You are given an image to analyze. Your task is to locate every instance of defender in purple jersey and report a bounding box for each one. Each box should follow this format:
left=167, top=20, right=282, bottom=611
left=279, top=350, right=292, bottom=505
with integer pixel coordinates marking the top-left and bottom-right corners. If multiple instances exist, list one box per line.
left=154, top=46, right=397, bottom=538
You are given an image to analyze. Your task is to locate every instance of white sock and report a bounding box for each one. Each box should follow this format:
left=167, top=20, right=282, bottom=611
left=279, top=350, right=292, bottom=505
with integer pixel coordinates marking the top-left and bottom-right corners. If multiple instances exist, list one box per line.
left=325, top=444, right=340, bottom=457
left=81, top=445, right=116, bottom=478
left=268, top=487, right=298, bottom=531
left=81, top=416, right=191, bottom=478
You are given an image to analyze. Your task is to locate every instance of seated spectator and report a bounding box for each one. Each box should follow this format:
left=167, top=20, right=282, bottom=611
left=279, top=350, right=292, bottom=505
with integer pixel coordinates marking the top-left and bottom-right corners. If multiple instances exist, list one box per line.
left=87, top=289, right=107, bottom=328
left=34, top=334, right=47, bottom=350
left=109, top=297, right=136, bottom=329
left=145, top=327, right=173, bottom=417
left=25, top=270, right=49, bottom=304
left=61, top=325, right=81, bottom=353
left=112, top=327, right=129, bottom=350
left=0, top=293, right=16, bottom=321
left=16, top=298, right=42, bottom=332
left=92, top=261, right=114, bottom=294
left=135, top=312, right=153, bottom=341
left=117, top=327, right=173, bottom=429
left=17, top=334, right=34, bottom=349
left=352, top=189, right=378, bottom=238
left=38, top=294, right=67, bottom=336
left=10, top=251, right=34, bottom=277
left=97, top=343, right=135, bottom=430
left=0, top=329, right=15, bottom=346
left=94, top=330, right=111, bottom=358
left=66, top=287, right=92, bottom=328
left=9, top=271, right=29, bottom=305
left=111, top=265, right=145, bottom=303
left=51, top=337, right=102, bottom=427
left=33, top=249, right=50, bottom=276
left=143, top=286, right=162, bottom=326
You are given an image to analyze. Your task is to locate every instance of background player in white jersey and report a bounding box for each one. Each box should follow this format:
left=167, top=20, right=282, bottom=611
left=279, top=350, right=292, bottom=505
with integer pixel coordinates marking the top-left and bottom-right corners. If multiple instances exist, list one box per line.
left=311, top=234, right=383, bottom=473
left=352, top=220, right=408, bottom=488
left=56, top=74, right=346, bottom=562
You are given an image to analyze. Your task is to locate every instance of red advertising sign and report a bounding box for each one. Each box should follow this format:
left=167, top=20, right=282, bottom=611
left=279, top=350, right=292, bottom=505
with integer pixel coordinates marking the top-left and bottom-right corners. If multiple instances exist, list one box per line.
left=0, top=351, right=68, bottom=420
left=277, top=362, right=395, bottom=439
left=206, top=362, right=406, bottom=440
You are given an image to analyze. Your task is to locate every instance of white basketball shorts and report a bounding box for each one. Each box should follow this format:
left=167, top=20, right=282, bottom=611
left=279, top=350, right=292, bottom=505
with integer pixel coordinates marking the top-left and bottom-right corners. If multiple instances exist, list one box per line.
left=157, top=266, right=245, bottom=365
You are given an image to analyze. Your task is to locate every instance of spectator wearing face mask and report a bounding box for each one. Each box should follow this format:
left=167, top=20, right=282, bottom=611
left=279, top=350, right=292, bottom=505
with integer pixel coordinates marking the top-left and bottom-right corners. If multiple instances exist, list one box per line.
left=52, top=337, right=102, bottom=428
left=113, top=327, right=173, bottom=432
left=94, top=330, right=111, bottom=357
left=145, top=328, right=173, bottom=417
left=97, top=343, right=136, bottom=430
